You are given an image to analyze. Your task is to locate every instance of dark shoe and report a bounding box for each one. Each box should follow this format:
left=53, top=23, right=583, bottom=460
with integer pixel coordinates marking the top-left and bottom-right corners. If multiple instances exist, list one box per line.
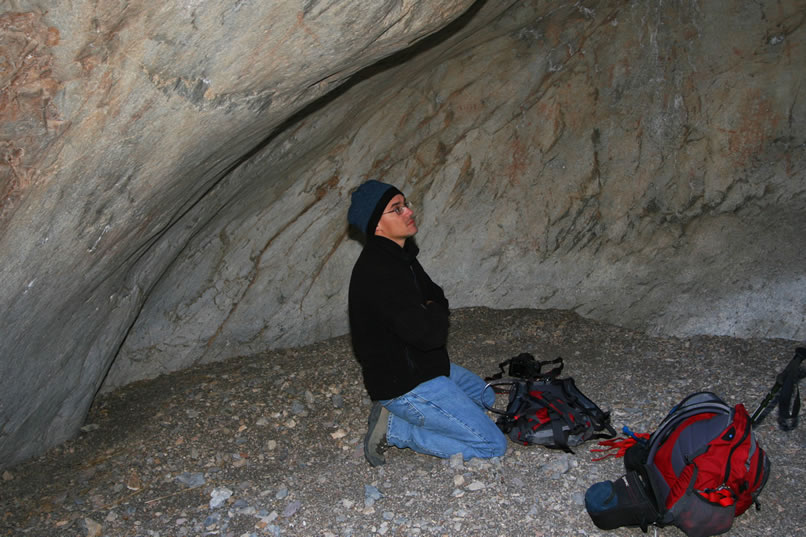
left=364, top=402, right=389, bottom=466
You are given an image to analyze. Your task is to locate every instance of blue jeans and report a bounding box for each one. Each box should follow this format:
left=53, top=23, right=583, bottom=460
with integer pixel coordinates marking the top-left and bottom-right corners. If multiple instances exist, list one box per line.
left=380, top=363, right=507, bottom=460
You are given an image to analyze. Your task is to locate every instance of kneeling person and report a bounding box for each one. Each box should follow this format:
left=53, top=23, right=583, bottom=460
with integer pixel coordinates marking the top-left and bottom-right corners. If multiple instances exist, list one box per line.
left=347, top=179, right=507, bottom=466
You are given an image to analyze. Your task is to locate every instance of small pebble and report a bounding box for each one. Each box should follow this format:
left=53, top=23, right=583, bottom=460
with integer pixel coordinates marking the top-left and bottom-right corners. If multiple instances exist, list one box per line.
left=175, top=472, right=205, bottom=488
left=364, top=485, right=383, bottom=507
left=210, top=487, right=232, bottom=509
left=282, top=500, right=301, bottom=517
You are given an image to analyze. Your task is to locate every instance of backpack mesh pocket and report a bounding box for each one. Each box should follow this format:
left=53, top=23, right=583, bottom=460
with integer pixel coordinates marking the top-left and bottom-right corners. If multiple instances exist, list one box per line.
left=668, top=488, right=735, bottom=537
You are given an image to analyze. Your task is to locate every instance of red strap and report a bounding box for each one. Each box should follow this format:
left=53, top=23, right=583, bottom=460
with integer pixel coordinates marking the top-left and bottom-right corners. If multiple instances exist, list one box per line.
left=534, top=407, right=550, bottom=424
left=699, top=487, right=735, bottom=507
left=590, top=433, right=650, bottom=461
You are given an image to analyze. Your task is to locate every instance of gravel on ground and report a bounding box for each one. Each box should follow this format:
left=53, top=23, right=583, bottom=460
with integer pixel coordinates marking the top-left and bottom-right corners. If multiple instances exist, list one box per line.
left=2, top=307, right=804, bottom=537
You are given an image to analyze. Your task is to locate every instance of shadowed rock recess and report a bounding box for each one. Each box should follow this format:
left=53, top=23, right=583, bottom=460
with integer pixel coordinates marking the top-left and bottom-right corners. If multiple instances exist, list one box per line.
left=0, top=0, right=803, bottom=467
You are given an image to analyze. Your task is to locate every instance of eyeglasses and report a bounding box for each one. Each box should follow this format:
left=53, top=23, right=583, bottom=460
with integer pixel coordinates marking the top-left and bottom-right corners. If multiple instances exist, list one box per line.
left=383, top=200, right=414, bottom=216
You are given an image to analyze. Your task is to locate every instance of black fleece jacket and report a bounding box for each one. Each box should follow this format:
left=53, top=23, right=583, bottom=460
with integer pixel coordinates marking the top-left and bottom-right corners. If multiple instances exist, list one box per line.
left=348, top=236, right=451, bottom=401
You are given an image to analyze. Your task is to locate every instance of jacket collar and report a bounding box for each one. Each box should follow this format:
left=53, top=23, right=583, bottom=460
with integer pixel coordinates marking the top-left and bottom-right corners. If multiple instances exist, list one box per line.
left=367, top=235, right=419, bottom=263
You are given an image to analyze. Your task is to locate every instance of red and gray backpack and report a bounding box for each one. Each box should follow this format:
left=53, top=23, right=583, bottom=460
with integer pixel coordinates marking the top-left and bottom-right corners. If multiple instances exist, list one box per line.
left=586, top=391, right=771, bottom=537
left=484, top=375, right=616, bottom=452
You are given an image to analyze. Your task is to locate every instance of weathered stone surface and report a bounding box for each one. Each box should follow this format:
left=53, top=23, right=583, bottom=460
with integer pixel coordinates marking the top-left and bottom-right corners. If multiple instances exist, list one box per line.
left=109, top=0, right=806, bottom=392
left=0, top=0, right=476, bottom=467
left=1, top=0, right=804, bottom=468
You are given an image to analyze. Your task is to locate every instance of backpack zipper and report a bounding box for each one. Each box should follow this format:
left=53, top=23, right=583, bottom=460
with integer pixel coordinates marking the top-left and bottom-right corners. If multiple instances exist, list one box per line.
left=723, top=420, right=751, bottom=483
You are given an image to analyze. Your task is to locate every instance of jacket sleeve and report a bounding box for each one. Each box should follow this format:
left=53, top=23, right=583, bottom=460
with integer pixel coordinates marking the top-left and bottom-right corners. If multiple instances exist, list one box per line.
left=412, top=259, right=449, bottom=310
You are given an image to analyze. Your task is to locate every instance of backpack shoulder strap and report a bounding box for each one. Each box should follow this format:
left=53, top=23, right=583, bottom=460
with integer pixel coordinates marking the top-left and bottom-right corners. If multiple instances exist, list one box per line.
left=556, top=377, right=617, bottom=437
left=525, top=381, right=581, bottom=452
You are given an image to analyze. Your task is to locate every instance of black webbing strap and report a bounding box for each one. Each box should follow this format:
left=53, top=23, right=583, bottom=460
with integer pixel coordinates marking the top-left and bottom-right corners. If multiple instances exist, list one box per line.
left=485, top=355, right=564, bottom=381
left=751, top=347, right=806, bottom=430
left=536, top=386, right=589, bottom=453
left=539, top=357, right=565, bottom=379
left=555, top=377, right=617, bottom=439
left=550, top=415, right=572, bottom=453
left=777, top=347, right=806, bottom=431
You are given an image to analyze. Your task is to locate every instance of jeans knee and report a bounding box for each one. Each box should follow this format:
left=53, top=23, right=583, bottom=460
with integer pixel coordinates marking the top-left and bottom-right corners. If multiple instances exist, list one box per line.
left=474, top=429, right=507, bottom=459
left=490, top=431, right=508, bottom=457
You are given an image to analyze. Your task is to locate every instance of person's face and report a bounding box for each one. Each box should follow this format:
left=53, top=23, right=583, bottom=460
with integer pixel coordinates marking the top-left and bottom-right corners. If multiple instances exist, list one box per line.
left=375, top=193, right=417, bottom=246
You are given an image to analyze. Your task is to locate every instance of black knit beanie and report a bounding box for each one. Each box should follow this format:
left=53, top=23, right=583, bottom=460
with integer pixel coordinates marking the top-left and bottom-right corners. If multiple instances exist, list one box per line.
left=348, top=180, right=403, bottom=236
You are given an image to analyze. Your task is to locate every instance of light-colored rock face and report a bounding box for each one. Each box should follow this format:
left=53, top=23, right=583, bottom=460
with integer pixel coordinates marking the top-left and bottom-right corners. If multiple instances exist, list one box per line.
left=0, top=0, right=804, bottom=466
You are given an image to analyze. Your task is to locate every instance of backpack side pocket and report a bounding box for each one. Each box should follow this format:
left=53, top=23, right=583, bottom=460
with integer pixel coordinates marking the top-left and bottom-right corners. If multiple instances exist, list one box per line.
left=668, top=487, right=735, bottom=537
left=585, top=470, right=659, bottom=532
